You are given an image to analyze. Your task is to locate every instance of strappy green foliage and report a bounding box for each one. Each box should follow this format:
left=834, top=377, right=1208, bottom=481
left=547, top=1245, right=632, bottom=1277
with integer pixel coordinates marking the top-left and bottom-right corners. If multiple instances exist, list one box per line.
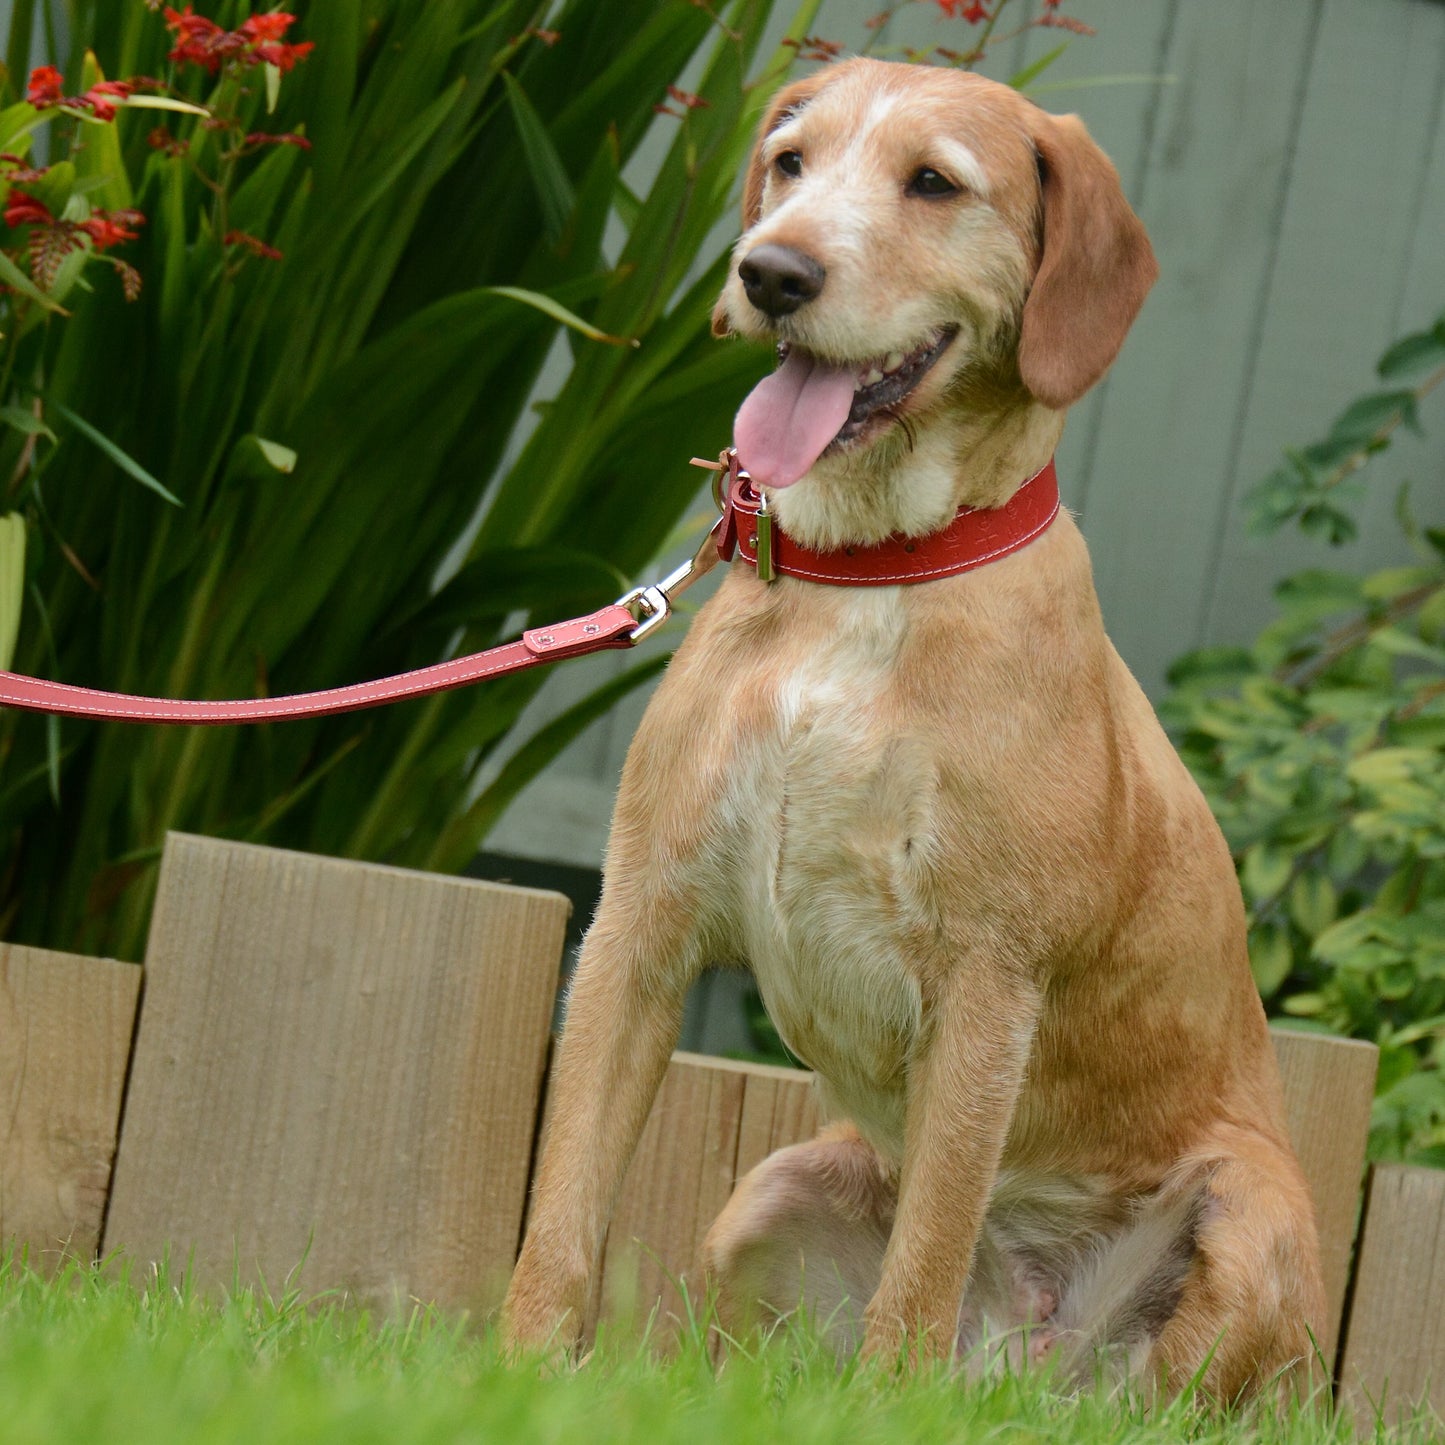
left=0, top=0, right=818, bottom=958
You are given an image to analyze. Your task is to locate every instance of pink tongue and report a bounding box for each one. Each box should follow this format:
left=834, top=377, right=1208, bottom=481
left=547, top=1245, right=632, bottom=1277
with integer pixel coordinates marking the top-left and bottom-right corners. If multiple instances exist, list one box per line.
left=734, top=350, right=858, bottom=489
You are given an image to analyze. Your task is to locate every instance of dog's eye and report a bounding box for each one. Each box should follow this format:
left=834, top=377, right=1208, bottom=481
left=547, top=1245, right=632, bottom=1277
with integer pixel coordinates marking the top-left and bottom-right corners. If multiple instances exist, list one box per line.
left=908, top=166, right=959, bottom=198
left=775, top=150, right=803, bottom=179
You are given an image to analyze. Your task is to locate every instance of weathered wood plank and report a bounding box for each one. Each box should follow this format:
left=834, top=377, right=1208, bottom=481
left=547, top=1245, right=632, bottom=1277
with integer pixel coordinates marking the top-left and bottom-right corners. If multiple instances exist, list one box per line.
left=591, top=1052, right=821, bottom=1334
left=733, top=1055, right=822, bottom=1179
left=1269, top=1029, right=1377, bottom=1364
left=1340, top=1165, right=1445, bottom=1425
left=103, top=833, right=567, bottom=1314
left=0, top=945, right=140, bottom=1272
left=592, top=1053, right=748, bottom=1333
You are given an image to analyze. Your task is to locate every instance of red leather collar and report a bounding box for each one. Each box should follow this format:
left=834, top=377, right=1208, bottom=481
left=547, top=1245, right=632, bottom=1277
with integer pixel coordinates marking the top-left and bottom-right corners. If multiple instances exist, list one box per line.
left=717, top=456, right=1060, bottom=586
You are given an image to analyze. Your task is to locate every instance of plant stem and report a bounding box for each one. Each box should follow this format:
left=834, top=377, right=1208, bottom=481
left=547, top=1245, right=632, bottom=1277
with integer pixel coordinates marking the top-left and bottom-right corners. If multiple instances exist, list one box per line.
left=1282, top=581, right=1444, bottom=689
left=1319, top=363, right=1445, bottom=497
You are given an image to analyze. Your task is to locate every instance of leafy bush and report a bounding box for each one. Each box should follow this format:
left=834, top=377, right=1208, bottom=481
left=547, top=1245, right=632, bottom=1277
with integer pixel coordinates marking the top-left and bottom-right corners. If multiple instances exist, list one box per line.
left=1162, top=315, right=1445, bottom=1167
left=0, top=0, right=821, bottom=959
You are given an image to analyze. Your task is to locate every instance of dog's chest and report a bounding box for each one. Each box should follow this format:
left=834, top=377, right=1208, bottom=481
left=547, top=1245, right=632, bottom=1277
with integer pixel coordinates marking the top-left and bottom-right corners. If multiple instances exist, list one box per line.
left=710, top=590, right=935, bottom=1157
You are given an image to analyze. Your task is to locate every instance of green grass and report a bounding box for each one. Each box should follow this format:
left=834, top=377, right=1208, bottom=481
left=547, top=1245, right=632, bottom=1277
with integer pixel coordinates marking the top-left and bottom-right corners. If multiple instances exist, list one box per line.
left=0, top=1256, right=1437, bottom=1445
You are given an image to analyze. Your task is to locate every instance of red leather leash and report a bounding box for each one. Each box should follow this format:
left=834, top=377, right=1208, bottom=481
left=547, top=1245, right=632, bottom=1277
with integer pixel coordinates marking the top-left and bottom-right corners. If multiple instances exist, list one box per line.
left=0, top=451, right=1060, bottom=726
left=0, top=602, right=646, bottom=724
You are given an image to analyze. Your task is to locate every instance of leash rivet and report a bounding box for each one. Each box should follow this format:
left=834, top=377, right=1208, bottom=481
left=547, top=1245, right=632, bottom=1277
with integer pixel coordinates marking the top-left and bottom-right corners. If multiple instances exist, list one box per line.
left=583, top=624, right=599, bottom=635
left=537, top=633, right=555, bottom=645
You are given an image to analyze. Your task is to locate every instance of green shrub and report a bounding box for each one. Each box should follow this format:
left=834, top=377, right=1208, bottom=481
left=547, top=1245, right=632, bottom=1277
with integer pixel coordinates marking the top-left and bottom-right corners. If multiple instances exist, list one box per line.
left=1162, top=315, right=1445, bottom=1168
left=0, top=0, right=819, bottom=959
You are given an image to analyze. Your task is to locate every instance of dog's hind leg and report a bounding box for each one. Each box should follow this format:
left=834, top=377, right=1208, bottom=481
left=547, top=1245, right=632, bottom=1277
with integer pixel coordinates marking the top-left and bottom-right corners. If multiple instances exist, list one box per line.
left=702, top=1123, right=897, bottom=1357
left=1145, top=1128, right=1326, bottom=1405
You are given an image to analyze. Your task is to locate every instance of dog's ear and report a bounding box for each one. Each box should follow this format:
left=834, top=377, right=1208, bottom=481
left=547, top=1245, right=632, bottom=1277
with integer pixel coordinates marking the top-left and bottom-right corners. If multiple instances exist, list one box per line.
left=1017, top=110, right=1157, bottom=410
left=713, top=71, right=834, bottom=339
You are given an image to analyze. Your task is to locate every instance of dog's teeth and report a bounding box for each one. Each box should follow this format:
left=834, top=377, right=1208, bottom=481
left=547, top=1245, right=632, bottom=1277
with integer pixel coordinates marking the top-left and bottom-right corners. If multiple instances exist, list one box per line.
left=862, top=367, right=884, bottom=386
left=883, top=352, right=904, bottom=373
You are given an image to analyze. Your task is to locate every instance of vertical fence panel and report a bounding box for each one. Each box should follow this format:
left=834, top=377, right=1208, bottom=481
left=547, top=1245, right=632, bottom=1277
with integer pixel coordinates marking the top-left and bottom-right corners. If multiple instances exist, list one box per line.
left=1339, top=1165, right=1445, bottom=1426
left=591, top=1053, right=820, bottom=1335
left=1270, top=1030, right=1377, bottom=1364
left=102, top=833, right=567, bottom=1314
left=0, top=945, right=140, bottom=1272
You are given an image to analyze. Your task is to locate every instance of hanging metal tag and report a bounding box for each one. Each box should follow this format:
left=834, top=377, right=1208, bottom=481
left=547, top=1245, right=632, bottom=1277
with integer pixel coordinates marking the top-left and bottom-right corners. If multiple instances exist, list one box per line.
left=755, top=492, right=776, bottom=583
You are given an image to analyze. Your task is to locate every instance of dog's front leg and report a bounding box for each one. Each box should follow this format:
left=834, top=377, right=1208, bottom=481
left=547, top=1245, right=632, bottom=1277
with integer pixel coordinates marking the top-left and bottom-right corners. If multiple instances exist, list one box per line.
left=502, top=899, right=696, bottom=1356
left=862, top=961, right=1042, bottom=1367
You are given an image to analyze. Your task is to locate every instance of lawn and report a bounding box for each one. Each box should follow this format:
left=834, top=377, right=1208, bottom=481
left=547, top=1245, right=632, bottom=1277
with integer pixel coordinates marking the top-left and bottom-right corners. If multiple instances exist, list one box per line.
left=0, top=1257, right=1438, bottom=1445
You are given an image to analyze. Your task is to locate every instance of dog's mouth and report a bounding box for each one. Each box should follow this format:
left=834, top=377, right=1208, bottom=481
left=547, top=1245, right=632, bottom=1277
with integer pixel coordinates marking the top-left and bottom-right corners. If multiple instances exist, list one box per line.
left=734, top=327, right=958, bottom=490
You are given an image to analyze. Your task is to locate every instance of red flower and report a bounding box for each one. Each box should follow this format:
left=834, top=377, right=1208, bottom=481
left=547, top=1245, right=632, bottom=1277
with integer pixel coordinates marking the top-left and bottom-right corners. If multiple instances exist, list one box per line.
left=4, top=192, right=53, bottom=228
left=147, top=125, right=189, bottom=156
left=165, top=6, right=313, bottom=74
left=224, top=229, right=283, bottom=261
left=26, top=65, right=64, bottom=107
left=244, top=130, right=312, bottom=149
left=25, top=64, right=132, bottom=119
left=78, top=208, right=145, bottom=251
left=781, top=34, right=844, bottom=61
left=250, top=39, right=314, bottom=71
left=238, top=12, right=297, bottom=42
left=79, top=80, right=133, bottom=122
left=666, top=85, right=710, bottom=111
left=937, top=0, right=991, bottom=19
left=0, top=153, right=50, bottom=184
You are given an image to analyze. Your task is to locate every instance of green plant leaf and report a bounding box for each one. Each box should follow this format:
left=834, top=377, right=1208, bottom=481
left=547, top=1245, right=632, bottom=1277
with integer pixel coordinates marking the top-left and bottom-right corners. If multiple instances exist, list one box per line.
left=0, top=405, right=56, bottom=442
left=485, top=285, right=638, bottom=347
left=501, top=70, right=575, bottom=245
left=43, top=396, right=181, bottom=505
left=1249, top=925, right=1293, bottom=998
left=1289, top=873, right=1337, bottom=939
left=1241, top=841, right=1293, bottom=903
left=1377, top=317, right=1445, bottom=380
left=1329, top=390, right=1419, bottom=446
left=255, top=438, right=297, bottom=473
left=1008, top=43, right=1069, bottom=92
left=0, top=512, right=25, bottom=671
left=117, top=94, right=210, bottom=116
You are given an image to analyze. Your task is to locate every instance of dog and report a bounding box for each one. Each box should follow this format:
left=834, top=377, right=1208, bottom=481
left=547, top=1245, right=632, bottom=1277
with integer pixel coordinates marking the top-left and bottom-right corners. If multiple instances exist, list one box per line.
left=502, top=58, right=1325, bottom=1402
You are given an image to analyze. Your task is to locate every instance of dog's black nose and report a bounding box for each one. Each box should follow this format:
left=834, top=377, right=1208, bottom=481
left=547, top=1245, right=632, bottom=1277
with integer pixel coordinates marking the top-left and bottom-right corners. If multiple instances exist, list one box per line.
left=738, top=244, right=826, bottom=317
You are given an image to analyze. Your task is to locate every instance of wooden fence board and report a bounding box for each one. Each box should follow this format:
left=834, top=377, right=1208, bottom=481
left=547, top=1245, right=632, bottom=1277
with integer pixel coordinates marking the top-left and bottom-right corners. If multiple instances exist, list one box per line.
left=1270, top=1030, right=1378, bottom=1363
left=592, top=1053, right=747, bottom=1333
left=0, top=945, right=140, bottom=1272
left=102, top=833, right=567, bottom=1314
left=1339, top=1165, right=1445, bottom=1426
left=592, top=1052, right=821, bottom=1334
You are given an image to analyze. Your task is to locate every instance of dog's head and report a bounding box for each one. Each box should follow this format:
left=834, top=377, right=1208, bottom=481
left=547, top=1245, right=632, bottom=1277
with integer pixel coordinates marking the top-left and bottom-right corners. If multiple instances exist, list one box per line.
left=715, top=59, right=1156, bottom=497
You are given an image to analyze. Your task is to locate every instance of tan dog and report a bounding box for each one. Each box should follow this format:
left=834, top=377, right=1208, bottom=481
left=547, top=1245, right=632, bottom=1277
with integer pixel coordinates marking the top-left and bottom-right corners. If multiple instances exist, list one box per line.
left=503, top=58, right=1324, bottom=1402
